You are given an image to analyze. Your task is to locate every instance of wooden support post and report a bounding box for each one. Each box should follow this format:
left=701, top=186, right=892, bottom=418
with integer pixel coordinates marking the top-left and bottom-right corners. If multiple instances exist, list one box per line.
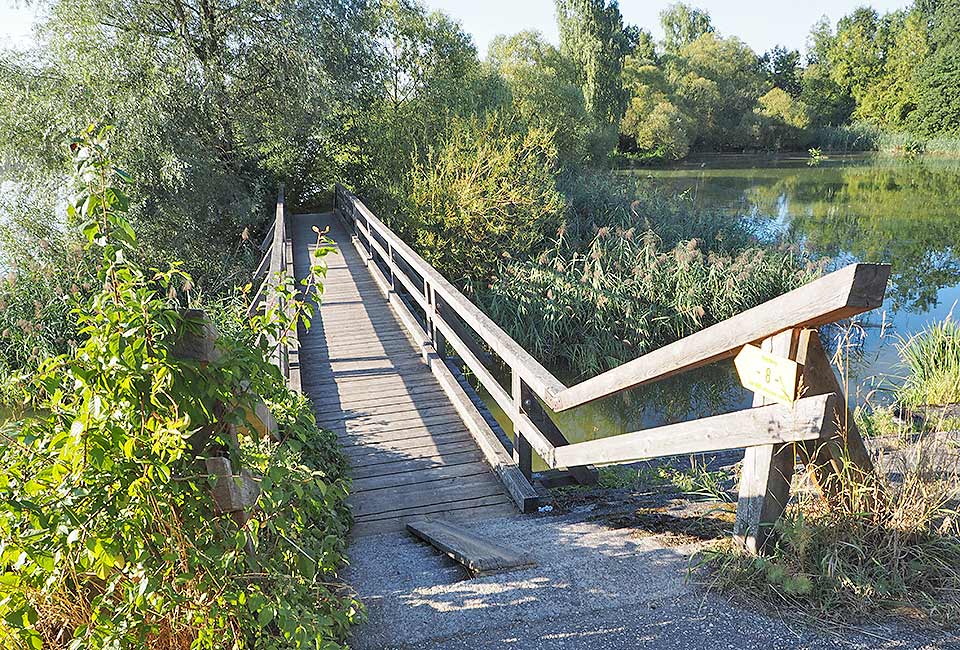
left=796, top=328, right=873, bottom=502
left=431, top=287, right=447, bottom=360
left=734, top=329, right=800, bottom=554
left=387, top=242, right=396, bottom=293
left=520, top=386, right=598, bottom=486
left=512, top=370, right=533, bottom=480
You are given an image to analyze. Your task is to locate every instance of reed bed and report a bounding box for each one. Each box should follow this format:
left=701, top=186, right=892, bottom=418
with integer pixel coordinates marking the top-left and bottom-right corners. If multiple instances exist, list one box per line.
left=898, top=316, right=960, bottom=408
left=479, top=182, right=823, bottom=380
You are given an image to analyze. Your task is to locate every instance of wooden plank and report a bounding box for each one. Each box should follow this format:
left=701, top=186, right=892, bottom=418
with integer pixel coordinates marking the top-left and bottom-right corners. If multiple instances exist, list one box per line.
left=734, top=330, right=800, bottom=554
left=551, top=393, right=835, bottom=469
left=354, top=493, right=514, bottom=523
left=315, top=393, right=454, bottom=420
left=341, top=429, right=474, bottom=457
left=347, top=440, right=480, bottom=469
left=308, top=382, right=447, bottom=409
left=336, top=417, right=467, bottom=443
left=352, top=461, right=494, bottom=493
left=352, top=501, right=517, bottom=537
left=352, top=474, right=506, bottom=518
left=348, top=451, right=485, bottom=480
left=407, top=519, right=535, bottom=576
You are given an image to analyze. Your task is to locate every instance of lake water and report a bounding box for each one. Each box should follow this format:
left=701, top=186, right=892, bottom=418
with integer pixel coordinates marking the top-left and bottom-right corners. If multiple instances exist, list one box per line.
left=482, top=153, right=960, bottom=467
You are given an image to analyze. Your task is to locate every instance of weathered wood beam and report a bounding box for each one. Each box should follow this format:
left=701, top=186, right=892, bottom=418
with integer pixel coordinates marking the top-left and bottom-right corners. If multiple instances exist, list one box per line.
left=550, top=394, right=835, bottom=469
left=547, top=264, right=890, bottom=412
left=734, top=329, right=800, bottom=554
left=796, top=328, right=873, bottom=502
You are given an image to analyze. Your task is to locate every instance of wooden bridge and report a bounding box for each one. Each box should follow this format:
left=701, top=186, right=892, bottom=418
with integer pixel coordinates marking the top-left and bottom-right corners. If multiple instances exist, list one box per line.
left=252, top=186, right=891, bottom=551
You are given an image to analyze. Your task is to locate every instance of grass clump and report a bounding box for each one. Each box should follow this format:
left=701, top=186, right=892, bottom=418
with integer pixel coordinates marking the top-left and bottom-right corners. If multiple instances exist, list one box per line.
left=700, top=442, right=960, bottom=624
left=898, top=317, right=960, bottom=408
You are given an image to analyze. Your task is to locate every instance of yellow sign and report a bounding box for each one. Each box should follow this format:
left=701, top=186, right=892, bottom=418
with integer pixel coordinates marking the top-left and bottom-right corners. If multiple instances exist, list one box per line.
left=734, top=344, right=799, bottom=405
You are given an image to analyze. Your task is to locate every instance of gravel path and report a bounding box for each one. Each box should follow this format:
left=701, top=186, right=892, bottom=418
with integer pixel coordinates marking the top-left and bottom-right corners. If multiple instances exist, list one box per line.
left=342, top=499, right=960, bottom=650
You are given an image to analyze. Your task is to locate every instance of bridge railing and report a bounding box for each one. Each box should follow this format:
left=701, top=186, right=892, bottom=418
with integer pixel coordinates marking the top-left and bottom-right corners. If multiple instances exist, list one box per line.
left=333, top=183, right=890, bottom=553
left=248, top=185, right=301, bottom=393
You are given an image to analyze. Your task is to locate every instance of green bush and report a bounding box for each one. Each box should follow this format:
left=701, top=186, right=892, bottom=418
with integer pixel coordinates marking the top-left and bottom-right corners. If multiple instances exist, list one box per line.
left=0, top=127, right=359, bottom=649
left=0, top=189, right=97, bottom=377
left=402, top=113, right=567, bottom=285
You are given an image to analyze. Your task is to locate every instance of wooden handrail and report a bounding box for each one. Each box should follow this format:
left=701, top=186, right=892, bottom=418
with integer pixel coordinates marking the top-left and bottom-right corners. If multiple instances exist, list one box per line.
left=247, top=186, right=300, bottom=391
left=334, top=184, right=891, bottom=413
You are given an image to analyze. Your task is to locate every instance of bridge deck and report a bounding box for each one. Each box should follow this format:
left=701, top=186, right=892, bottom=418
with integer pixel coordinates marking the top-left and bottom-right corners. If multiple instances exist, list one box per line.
left=291, top=212, right=516, bottom=536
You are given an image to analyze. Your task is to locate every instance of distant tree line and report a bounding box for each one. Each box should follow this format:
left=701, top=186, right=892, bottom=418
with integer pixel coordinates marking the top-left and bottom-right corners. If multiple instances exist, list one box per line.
left=617, top=1, right=960, bottom=159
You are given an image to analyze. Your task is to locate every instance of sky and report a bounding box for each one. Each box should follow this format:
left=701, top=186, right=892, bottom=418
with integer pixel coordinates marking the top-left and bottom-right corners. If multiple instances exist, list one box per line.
left=0, top=1, right=914, bottom=55
left=420, top=0, right=914, bottom=59
left=0, top=2, right=38, bottom=49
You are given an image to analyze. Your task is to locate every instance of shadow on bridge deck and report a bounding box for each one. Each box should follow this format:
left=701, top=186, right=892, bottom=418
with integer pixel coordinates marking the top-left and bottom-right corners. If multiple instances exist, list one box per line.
left=290, top=211, right=518, bottom=535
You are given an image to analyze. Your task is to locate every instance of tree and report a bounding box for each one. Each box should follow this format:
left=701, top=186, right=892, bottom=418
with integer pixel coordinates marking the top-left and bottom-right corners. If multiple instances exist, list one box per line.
left=556, top=0, right=632, bottom=127
left=856, top=10, right=929, bottom=129
left=912, top=0, right=960, bottom=136
left=0, top=0, right=372, bottom=289
left=351, top=0, right=485, bottom=215
left=806, top=15, right=834, bottom=65
left=488, top=31, right=602, bottom=166
left=668, top=33, right=767, bottom=150
left=621, top=92, right=690, bottom=159
left=660, top=3, right=714, bottom=54
left=760, top=46, right=802, bottom=97
left=403, top=113, right=566, bottom=285
left=800, top=63, right=855, bottom=127
left=755, top=87, right=811, bottom=149
left=828, top=7, right=884, bottom=102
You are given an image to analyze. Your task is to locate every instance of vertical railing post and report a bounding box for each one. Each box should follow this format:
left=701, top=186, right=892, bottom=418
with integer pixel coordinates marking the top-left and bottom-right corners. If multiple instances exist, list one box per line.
left=387, top=242, right=396, bottom=293
left=734, top=328, right=799, bottom=554
left=432, top=289, right=447, bottom=361
left=423, top=279, right=434, bottom=363
left=512, top=369, right=533, bottom=481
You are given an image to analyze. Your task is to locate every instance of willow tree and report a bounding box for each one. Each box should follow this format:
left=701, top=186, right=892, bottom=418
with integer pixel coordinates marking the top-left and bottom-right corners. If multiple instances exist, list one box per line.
left=555, top=0, right=631, bottom=128
left=0, top=0, right=373, bottom=288
left=659, top=2, right=714, bottom=54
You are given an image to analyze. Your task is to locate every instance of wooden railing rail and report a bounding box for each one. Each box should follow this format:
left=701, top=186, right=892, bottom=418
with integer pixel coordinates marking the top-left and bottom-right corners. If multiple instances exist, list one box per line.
left=247, top=186, right=301, bottom=393
left=334, top=183, right=892, bottom=552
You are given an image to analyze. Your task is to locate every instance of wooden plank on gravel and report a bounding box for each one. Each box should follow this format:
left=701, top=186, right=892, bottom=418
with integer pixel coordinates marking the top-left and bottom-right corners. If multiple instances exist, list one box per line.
left=407, top=519, right=535, bottom=576
left=351, top=502, right=517, bottom=537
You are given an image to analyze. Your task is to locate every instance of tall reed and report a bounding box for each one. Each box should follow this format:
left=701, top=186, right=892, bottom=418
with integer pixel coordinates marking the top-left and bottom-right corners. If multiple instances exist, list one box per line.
left=898, top=316, right=960, bottom=407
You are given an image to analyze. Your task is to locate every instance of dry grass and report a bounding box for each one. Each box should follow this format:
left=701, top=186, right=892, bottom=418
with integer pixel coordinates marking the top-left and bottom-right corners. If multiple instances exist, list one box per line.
left=699, top=438, right=960, bottom=625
